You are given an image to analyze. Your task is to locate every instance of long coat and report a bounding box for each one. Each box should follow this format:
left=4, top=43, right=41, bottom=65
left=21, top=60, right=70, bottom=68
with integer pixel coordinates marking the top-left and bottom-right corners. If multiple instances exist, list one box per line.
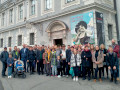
left=81, top=50, right=92, bottom=67
left=92, top=51, right=104, bottom=68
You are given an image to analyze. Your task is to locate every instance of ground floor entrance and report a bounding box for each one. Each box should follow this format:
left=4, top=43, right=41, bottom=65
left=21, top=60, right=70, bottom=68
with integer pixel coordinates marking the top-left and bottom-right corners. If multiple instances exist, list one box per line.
left=54, top=39, right=63, bottom=46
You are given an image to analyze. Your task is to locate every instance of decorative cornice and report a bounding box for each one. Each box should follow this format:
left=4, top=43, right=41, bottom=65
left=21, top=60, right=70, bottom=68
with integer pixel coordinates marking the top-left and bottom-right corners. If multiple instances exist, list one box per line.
left=0, top=2, right=116, bottom=33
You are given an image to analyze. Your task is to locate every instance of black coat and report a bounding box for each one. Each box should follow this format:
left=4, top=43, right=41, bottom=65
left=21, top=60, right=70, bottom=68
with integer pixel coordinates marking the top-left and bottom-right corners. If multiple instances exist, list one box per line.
left=37, top=50, right=44, bottom=61
left=27, top=50, right=35, bottom=62
left=66, top=49, right=71, bottom=62
left=81, top=50, right=92, bottom=67
left=106, top=52, right=118, bottom=68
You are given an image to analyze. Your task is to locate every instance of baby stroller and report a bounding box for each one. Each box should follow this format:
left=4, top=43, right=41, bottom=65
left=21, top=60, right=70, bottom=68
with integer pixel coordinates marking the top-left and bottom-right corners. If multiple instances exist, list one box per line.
left=13, top=60, right=26, bottom=78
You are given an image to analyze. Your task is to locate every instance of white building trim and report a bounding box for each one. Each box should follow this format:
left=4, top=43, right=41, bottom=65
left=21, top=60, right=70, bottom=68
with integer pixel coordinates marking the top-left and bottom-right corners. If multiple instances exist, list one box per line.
left=16, top=2, right=25, bottom=23
left=61, top=0, right=80, bottom=9
left=41, top=0, right=55, bottom=16
left=27, top=0, right=38, bottom=20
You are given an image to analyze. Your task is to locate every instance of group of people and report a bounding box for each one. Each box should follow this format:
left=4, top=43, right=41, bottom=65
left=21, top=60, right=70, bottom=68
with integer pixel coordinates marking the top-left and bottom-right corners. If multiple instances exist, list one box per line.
left=0, top=39, right=120, bottom=84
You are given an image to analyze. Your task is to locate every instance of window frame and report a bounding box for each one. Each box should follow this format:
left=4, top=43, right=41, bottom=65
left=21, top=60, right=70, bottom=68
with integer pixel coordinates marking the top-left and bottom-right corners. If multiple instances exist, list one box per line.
left=29, top=33, right=35, bottom=45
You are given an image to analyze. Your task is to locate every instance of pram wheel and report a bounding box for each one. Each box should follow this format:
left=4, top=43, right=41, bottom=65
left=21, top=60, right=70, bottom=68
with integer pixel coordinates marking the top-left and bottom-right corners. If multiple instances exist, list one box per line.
left=22, top=74, right=26, bottom=78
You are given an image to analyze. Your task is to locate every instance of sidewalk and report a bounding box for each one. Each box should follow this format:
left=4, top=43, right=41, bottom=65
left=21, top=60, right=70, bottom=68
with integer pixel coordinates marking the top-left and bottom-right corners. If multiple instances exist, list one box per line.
left=0, top=62, right=120, bottom=90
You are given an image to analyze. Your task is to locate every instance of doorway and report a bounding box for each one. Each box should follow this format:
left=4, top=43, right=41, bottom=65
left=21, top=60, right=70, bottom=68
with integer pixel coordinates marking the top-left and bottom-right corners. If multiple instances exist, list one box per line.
left=54, top=39, right=63, bottom=46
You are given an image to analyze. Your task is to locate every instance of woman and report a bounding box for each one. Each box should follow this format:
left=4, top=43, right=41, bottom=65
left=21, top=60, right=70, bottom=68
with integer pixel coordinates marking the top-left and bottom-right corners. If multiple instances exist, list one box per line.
left=81, top=45, right=92, bottom=81
left=90, top=44, right=95, bottom=78
left=92, top=45, right=104, bottom=82
left=70, top=48, right=81, bottom=81
left=43, top=48, right=47, bottom=74
left=100, top=44, right=108, bottom=79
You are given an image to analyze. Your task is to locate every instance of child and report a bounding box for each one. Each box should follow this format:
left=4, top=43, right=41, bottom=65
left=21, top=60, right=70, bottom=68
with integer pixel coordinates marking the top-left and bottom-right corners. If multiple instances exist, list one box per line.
left=51, top=48, right=57, bottom=76
left=7, top=54, right=14, bottom=78
left=57, top=56, right=62, bottom=78
left=16, top=60, right=24, bottom=72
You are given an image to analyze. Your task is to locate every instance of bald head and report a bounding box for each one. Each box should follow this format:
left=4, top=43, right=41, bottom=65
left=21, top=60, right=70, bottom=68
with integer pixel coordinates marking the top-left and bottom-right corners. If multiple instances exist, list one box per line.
left=112, top=39, right=116, bottom=45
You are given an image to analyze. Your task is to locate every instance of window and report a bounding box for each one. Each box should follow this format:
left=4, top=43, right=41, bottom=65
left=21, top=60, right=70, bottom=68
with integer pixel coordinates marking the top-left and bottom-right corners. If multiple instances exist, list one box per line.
left=19, top=4, right=23, bottom=20
left=108, top=24, right=113, bottom=40
left=8, top=37, right=12, bottom=47
left=65, top=0, right=75, bottom=3
left=30, top=33, right=34, bottom=45
left=18, top=35, right=22, bottom=46
left=45, top=0, right=52, bottom=10
left=30, top=0, right=35, bottom=15
left=0, top=38, right=3, bottom=48
left=1, top=13, right=5, bottom=26
left=9, top=9, right=13, bottom=23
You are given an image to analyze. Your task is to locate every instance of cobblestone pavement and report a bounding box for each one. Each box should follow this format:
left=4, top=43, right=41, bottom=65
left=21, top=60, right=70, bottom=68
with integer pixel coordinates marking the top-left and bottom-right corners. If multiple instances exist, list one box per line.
left=0, top=63, right=120, bottom=90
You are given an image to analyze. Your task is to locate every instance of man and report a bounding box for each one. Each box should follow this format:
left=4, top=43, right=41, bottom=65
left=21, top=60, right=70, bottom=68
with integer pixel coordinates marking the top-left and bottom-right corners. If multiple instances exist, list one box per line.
left=12, top=46, right=20, bottom=72
left=27, top=47, right=35, bottom=75
left=37, top=46, right=44, bottom=75
left=42, top=45, right=45, bottom=53
left=9, top=47, right=12, bottom=54
left=106, top=46, right=118, bottom=84
left=61, top=45, right=66, bottom=76
left=66, top=45, right=71, bottom=77
left=111, top=39, right=120, bottom=80
left=0, top=47, right=9, bottom=77
left=20, top=44, right=28, bottom=72
left=33, top=45, right=38, bottom=71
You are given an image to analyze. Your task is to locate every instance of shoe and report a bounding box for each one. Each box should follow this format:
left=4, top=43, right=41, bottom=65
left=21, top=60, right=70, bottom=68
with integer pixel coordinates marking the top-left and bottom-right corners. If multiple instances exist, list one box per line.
left=63, top=75, right=65, bottom=77
left=115, top=80, right=118, bottom=84
left=46, top=74, right=49, bottom=76
left=66, top=75, right=68, bottom=78
left=94, top=79, right=96, bottom=82
left=88, top=77, right=91, bottom=81
left=76, top=77, right=78, bottom=82
left=58, top=75, right=61, bottom=78
left=51, top=75, right=54, bottom=77
left=73, top=77, right=76, bottom=81
left=10, top=76, right=12, bottom=78
left=99, top=79, right=102, bottom=82
left=82, top=77, right=86, bottom=80
left=117, top=78, right=119, bottom=81
left=110, top=78, right=113, bottom=82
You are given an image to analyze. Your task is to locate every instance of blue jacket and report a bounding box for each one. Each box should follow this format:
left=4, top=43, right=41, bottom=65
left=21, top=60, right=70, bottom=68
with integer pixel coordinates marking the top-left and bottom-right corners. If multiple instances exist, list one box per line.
left=7, top=57, right=14, bottom=66
left=20, top=48, right=29, bottom=60
left=27, top=50, right=35, bottom=62
left=0, top=51, right=9, bottom=63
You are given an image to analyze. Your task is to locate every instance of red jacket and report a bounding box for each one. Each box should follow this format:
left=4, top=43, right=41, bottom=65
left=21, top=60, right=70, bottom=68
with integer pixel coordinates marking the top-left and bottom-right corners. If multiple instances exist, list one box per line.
left=113, top=45, right=120, bottom=58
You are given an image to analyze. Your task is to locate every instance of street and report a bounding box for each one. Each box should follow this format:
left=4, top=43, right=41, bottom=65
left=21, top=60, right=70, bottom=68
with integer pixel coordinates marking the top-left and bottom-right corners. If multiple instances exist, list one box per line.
left=0, top=63, right=120, bottom=90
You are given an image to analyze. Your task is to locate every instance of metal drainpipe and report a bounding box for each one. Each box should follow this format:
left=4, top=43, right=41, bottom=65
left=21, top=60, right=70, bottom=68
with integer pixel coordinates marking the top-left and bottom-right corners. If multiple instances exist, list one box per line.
left=114, top=0, right=120, bottom=43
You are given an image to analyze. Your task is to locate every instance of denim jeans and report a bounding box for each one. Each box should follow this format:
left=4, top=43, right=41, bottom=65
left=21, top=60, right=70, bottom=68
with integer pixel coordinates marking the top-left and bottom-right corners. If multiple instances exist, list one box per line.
left=2, top=62, right=7, bottom=76
left=52, top=65, right=57, bottom=76
left=8, top=66, right=12, bottom=76
left=110, top=68, right=117, bottom=80
left=94, top=67, right=102, bottom=79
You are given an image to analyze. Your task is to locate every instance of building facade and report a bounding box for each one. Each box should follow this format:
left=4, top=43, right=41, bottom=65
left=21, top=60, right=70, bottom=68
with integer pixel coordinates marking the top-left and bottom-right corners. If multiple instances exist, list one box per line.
left=0, top=0, right=118, bottom=51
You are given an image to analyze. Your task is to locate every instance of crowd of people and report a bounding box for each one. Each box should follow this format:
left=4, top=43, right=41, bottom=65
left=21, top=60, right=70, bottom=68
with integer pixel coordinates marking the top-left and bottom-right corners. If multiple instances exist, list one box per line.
left=0, top=39, right=120, bottom=84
